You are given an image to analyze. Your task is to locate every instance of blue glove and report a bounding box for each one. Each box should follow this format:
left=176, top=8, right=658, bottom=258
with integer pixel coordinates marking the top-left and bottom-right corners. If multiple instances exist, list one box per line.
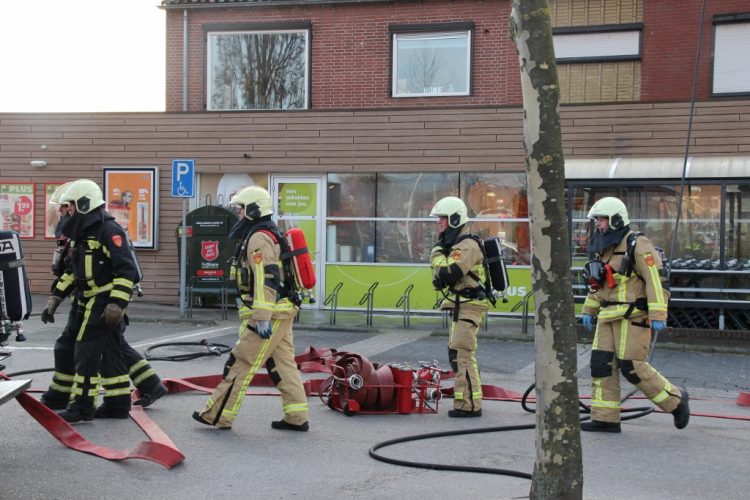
left=254, top=320, right=272, bottom=339
left=581, top=314, right=594, bottom=333
left=650, top=320, right=666, bottom=332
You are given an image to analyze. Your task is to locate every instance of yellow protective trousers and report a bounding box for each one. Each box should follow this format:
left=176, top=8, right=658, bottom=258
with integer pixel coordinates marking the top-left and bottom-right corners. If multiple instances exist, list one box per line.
left=197, top=316, right=308, bottom=428
left=448, top=314, right=484, bottom=412
left=590, top=317, right=682, bottom=423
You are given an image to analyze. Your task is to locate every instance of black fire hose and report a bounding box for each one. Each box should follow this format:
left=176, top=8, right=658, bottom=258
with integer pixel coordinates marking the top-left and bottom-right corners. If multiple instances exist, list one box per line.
left=143, top=339, right=232, bottom=362
left=369, top=381, right=656, bottom=479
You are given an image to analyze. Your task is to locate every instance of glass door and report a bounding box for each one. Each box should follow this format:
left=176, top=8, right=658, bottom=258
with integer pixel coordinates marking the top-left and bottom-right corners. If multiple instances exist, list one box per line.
left=270, top=176, right=324, bottom=308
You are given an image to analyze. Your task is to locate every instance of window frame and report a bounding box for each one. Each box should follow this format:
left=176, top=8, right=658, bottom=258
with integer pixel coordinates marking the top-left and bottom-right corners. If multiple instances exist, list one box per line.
left=711, top=13, right=750, bottom=97
left=389, top=22, right=474, bottom=99
left=205, top=22, right=311, bottom=111
left=553, top=23, right=643, bottom=63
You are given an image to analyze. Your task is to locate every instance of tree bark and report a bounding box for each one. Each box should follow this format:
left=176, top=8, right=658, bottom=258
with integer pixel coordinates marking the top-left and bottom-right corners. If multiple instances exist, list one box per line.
left=509, top=2, right=584, bottom=498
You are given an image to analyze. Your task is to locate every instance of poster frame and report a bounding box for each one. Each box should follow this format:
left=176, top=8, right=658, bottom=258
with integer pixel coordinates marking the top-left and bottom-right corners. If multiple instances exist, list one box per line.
left=102, top=167, right=159, bottom=250
left=0, top=182, right=35, bottom=239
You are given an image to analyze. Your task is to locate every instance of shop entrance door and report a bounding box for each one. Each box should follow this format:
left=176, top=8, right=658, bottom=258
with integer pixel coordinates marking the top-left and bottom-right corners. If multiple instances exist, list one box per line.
left=270, top=176, right=324, bottom=309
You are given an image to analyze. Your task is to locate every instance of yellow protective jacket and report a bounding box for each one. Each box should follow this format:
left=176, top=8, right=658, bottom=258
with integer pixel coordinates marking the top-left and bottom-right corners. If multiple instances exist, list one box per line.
left=582, top=231, right=669, bottom=324
left=244, top=230, right=296, bottom=321
left=431, top=227, right=489, bottom=323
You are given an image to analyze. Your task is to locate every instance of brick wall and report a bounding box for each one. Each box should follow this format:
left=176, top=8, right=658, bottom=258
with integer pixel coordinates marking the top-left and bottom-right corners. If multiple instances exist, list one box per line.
left=165, top=0, right=750, bottom=111
left=642, top=0, right=750, bottom=101
left=165, top=0, right=520, bottom=112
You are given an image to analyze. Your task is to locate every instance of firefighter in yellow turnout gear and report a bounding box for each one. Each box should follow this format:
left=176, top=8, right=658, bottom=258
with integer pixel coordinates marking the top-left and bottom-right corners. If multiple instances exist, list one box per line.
left=430, top=196, right=488, bottom=418
left=581, top=197, right=690, bottom=432
left=193, top=186, right=309, bottom=431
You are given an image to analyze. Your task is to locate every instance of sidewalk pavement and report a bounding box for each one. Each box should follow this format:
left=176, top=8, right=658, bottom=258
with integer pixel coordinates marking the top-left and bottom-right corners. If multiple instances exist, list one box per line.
left=29, top=293, right=750, bottom=355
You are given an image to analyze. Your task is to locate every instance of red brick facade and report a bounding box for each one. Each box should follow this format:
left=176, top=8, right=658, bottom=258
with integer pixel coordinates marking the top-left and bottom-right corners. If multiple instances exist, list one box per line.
left=164, top=0, right=750, bottom=112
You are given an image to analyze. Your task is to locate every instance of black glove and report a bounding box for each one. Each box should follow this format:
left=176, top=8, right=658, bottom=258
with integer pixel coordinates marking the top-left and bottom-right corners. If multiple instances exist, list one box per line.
left=432, top=277, right=445, bottom=291
left=41, top=296, right=63, bottom=324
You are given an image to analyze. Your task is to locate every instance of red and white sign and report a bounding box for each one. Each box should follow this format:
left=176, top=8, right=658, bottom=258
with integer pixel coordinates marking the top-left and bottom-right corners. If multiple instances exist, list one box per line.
left=200, top=240, right=219, bottom=262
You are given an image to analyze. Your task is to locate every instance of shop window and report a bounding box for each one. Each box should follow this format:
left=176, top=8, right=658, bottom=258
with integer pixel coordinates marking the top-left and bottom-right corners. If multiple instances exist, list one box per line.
left=725, top=184, right=750, bottom=266
left=712, top=17, right=750, bottom=95
left=462, top=172, right=530, bottom=265
left=376, top=173, right=457, bottom=218
left=391, top=24, right=472, bottom=98
left=207, top=27, right=309, bottom=110
left=326, top=174, right=376, bottom=263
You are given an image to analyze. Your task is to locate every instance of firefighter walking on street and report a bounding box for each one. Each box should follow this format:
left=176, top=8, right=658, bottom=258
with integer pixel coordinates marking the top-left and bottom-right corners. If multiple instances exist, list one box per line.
left=193, top=186, right=309, bottom=431
left=39, top=182, right=166, bottom=415
left=430, top=196, right=489, bottom=418
left=38, top=179, right=141, bottom=422
left=581, top=196, right=690, bottom=432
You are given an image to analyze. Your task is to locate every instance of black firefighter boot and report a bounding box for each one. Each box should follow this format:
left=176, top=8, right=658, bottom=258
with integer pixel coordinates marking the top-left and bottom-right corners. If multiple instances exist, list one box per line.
left=58, top=402, right=95, bottom=423
left=672, top=388, right=690, bottom=429
left=581, top=419, right=621, bottom=433
left=134, top=382, right=168, bottom=407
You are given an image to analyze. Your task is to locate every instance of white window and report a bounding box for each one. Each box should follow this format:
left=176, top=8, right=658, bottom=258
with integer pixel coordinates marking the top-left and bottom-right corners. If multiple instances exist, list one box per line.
left=713, top=21, right=750, bottom=95
left=553, top=29, right=641, bottom=62
left=392, top=31, right=471, bottom=98
left=207, top=30, right=309, bottom=111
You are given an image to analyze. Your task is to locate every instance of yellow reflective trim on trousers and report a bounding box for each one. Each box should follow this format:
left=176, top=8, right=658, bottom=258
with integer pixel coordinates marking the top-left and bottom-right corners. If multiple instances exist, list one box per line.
left=454, top=391, right=464, bottom=399
left=76, top=297, right=96, bottom=341
left=73, top=374, right=101, bottom=384
left=50, top=382, right=73, bottom=393
left=102, top=375, right=130, bottom=385
left=651, top=380, right=672, bottom=404
left=618, top=319, right=628, bottom=360
left=71, top=386, right=100, bottom=397
left=132, top=369, right=156, bottom=387
left=129, top=359, right=149, bottom=376
left=222, top=320, right=278, bottom=418
left=53, top=371, right=75, bottom=382
left=113, top=277, right=133, bottom=287
left=104, top=388, right=132, bottom=397
left=284, top=402, right=308, bottom=414
left=591, top=379, right=621, bottom=409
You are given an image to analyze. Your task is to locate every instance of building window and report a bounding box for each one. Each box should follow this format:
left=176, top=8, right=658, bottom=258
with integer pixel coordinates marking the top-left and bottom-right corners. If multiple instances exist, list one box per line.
left=391, top=26, right=472, bottom=98
left=713, top=16, right=750, bottom=95
left=325, top=172, right=529, bottom=265
left=553, top=25, right=642, bottom=63
left=207, top=29, right=309, bottom=110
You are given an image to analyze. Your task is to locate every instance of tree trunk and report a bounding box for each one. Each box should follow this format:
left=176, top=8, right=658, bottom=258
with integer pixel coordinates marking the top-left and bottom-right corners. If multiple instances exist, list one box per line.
left=509, top=2, right=584, bottom=498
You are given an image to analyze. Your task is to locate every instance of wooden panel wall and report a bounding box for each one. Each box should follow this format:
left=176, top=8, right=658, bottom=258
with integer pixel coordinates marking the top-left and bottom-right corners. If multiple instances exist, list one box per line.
left=1, top=99, right=749, bottom=302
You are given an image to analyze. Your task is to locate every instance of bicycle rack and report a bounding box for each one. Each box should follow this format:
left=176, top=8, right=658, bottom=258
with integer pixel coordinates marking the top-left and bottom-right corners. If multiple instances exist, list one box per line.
left=395, top=284, right=414, bottom=328
left=324, top=282, right=344, bottom=325
left=511, top=291, right=534, bottom=335
left=433, top=293, right=449, bottom=329
left=359, top=282, right=379, bottom=327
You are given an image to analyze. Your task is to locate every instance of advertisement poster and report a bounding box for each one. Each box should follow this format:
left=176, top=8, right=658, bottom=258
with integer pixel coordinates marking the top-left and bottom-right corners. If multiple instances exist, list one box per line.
left=0, top=183, right=35, bottom=238
left=102, top=167, right=159, bottom=249
left=44, top=183, right=65, bottom=239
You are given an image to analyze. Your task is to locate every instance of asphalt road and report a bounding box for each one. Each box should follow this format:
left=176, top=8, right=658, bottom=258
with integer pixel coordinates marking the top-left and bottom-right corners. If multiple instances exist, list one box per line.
left=2, top=309, right=749, bottom=500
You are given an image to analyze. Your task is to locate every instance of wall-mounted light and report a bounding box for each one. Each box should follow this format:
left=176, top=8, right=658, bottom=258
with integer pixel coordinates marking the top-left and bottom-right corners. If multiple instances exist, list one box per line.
left=30, top=160, right=47, bottom=168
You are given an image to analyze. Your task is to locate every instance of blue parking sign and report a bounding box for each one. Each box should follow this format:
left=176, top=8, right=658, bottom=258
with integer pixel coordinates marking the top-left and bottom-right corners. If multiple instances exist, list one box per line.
left=171, top=159, right=195, bottom=198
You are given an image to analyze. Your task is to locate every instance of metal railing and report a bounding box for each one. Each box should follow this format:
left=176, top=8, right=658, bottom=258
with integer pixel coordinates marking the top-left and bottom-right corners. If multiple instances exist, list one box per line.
left=511, top=290, right=534, bottom=335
